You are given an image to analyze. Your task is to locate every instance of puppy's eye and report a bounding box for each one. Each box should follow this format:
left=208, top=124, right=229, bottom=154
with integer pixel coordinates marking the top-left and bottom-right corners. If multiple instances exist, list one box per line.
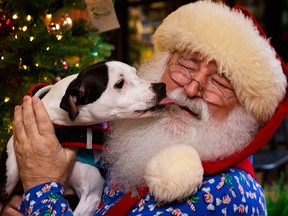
left=114, top=79, right=125, bottom=89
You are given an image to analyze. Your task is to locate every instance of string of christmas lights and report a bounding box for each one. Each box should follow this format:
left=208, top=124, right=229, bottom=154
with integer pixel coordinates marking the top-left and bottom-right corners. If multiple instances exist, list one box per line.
left=0, top=0, right=116, bottom=151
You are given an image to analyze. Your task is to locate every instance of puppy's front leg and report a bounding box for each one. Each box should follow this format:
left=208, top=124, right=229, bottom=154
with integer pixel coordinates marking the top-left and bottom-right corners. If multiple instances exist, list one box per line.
left=66, top=161, right=104, bottom=216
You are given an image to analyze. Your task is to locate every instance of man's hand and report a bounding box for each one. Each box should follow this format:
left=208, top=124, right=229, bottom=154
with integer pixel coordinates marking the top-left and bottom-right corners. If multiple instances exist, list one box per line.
left=13, top=95, right=77, bottom=191
left=0, top=195, right=22, bottom=216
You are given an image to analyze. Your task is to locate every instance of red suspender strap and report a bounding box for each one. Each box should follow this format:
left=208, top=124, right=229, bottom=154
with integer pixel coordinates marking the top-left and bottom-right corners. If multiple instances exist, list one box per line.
left=104, top=158, right=256, bottom=215
left=104, top=186, right=149, bottom=216
left=232, top=157, right=257, bottom=180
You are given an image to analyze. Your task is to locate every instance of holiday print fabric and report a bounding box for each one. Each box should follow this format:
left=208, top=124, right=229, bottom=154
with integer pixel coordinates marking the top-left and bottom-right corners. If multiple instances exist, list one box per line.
left=20, top=168, right=267, bottom=215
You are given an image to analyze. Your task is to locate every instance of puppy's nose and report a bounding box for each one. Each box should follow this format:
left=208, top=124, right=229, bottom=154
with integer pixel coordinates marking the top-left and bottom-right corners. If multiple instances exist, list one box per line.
left=151, top=83, right=166, bottom=97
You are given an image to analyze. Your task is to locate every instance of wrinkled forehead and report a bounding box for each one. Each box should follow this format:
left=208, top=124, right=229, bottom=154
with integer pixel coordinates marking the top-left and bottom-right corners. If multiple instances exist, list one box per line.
left=179, top=51, right=204, bottom=60
left=174, top=51, right=225, bottom=76
left=176, top=51, right=218, bottom=65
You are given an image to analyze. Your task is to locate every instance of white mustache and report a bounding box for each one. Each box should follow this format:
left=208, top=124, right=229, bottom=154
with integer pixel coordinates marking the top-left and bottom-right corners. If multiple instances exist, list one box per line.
left=166, top=88, right=210, bottom=122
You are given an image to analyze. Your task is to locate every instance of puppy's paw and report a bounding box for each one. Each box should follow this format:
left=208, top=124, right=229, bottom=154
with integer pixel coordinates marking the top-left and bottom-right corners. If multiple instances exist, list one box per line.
left=144, top=144, right=203, bottom=203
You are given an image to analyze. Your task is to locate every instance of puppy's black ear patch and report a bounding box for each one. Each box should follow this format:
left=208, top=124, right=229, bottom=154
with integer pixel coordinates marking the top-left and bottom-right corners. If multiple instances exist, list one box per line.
left=60, top=78, right=81, bottom=121
left=60, top=94, right=79, bottom=121
left=60, top=62, right=109, bottom=121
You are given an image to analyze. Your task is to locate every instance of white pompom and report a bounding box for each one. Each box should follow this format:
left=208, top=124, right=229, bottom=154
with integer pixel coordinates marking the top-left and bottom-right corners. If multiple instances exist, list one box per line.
left=144, top=144, right=203, bottom=203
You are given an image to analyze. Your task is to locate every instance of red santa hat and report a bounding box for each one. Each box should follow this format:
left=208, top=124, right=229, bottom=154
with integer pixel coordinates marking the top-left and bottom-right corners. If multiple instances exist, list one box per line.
left=152, top=0, right=288, bottom=174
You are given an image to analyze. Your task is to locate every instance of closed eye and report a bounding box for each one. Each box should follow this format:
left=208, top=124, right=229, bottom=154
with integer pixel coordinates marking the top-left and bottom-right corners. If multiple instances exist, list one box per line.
left=114, top=79, right=125, bottom=89
left=210, top=76, right=233, bottom=90
left=179, top=55, right=199, bottom=72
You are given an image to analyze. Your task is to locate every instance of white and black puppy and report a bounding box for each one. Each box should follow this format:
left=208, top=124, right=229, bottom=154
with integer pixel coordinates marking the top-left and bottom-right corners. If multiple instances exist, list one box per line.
left=0, top=61, right=168, bottom=216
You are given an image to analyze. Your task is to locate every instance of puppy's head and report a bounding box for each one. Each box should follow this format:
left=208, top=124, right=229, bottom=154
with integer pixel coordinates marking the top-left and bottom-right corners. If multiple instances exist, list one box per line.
left=60, top=62, right=109, bottom=121
left=60, top=61, right=171, bottom=122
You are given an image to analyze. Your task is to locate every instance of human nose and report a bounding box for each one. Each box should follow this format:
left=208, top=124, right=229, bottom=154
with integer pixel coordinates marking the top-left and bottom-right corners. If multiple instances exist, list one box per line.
left=183, top=71, right=208, bottom=98
left=183, top=79, right=202, bottom=98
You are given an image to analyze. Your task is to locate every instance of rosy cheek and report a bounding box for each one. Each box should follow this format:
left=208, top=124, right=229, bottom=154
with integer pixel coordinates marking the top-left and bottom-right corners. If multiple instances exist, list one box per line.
left=160, top=70, right=180, bottom=93
left=167, top=81, right=180, bottom=93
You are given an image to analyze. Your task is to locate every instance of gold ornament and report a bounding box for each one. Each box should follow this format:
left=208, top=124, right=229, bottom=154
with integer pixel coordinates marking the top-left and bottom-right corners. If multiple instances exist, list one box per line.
left=60, top=14, right=73, bottom=31
left=43, top=13, right=52, bottom=25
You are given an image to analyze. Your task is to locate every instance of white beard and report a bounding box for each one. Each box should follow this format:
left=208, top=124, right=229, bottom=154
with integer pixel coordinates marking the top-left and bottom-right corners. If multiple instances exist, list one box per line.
left=103, top=54, right=259, bottom=192
left=104, top=89, right=259, bottom=192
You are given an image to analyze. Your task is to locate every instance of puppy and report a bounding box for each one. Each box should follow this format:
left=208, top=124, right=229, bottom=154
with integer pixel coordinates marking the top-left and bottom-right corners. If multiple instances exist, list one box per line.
left=0, top=61, right=168, bottom=216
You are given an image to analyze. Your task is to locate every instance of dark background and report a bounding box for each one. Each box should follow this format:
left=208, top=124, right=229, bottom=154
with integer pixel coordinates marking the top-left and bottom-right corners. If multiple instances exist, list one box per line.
left=108, top=0, right=288, bottom=66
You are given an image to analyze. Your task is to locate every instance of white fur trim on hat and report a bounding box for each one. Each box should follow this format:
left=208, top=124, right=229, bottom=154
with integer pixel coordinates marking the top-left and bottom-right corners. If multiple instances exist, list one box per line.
left=153, top=0, right=287, bottom=123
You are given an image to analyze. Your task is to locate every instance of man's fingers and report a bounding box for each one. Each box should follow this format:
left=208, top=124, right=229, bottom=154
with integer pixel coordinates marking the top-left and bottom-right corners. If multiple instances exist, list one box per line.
left=13, top=105, right=27, bottom=143
left=31, top=96, right=55, bottom=136
left=21, top=96, right=39, bottom=138
left=6, top=195, right=22, bottom=210
left=0, top=195, right=23, bottom=216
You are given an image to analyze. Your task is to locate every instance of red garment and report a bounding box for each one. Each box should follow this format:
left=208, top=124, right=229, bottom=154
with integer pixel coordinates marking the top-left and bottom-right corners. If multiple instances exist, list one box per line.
left=202, top=6, right=288, bottom=175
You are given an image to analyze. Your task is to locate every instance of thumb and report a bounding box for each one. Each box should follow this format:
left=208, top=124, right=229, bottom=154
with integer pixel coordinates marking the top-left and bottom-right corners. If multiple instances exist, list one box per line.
left=65, top=147, right=78, bottom=161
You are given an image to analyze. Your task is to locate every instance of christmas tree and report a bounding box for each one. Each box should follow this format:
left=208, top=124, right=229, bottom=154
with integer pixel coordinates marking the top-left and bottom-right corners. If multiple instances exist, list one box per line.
left=0, top=0, right=115, bottom=152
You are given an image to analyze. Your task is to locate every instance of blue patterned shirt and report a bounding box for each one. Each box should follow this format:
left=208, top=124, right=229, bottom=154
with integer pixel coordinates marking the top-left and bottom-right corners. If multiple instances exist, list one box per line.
left=19, top=168, right=267, bottom=215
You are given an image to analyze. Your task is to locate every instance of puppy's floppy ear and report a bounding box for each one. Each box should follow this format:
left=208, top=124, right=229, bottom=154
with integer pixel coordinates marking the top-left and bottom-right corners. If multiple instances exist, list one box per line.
left=60, top=62, right=109, bottom=121
left=60, top=95, right=79, bottom=121
left=60, top=79, right=84, bottom=121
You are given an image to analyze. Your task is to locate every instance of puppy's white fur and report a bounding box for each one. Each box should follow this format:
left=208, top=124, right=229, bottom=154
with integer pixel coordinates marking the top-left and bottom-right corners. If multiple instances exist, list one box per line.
left=43, top=61, right=163, bottom=125
left=2, top=61, right=166, bottom=216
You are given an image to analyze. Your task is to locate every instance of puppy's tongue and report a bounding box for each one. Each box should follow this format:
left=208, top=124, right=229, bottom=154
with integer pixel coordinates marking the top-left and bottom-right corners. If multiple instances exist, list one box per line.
left=159, top=97, right=176, bottom=105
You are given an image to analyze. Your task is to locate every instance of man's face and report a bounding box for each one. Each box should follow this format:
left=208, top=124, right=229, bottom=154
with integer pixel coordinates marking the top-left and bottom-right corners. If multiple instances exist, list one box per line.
left=161, top=51, right=241, bottom=122
left=105, top=52, right=259, bottom=191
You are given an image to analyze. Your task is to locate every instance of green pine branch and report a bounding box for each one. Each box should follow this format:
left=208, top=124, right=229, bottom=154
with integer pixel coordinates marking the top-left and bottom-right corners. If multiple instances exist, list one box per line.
left=0, top=0, right=115, bottom=151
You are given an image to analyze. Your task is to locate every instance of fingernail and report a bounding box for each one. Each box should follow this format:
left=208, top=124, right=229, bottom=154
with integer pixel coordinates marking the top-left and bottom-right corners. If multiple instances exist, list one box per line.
left=14, top=105, right=21, bottom=111
left=23, top=95, right=31, bottom=103
left=32, top=96, right=39, bottom=104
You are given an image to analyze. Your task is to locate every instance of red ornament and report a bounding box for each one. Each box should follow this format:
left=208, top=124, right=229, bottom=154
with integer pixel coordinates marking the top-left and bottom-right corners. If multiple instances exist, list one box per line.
left=0, top=12, right=13, bottom=37
left=61, top=60, right=69, bottom=70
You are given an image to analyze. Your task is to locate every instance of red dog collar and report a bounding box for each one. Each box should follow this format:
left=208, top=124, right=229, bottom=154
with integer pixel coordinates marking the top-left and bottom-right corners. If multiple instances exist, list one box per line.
left=54, top=124, right=110, bottom=150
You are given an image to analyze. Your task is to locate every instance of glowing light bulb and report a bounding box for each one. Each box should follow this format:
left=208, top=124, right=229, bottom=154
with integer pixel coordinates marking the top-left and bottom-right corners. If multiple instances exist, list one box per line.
left=55, top=23, right=60, bottom=30
left=56, top=34, right=63, bottom=40
left=26, top=15, right=32, bottom=21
